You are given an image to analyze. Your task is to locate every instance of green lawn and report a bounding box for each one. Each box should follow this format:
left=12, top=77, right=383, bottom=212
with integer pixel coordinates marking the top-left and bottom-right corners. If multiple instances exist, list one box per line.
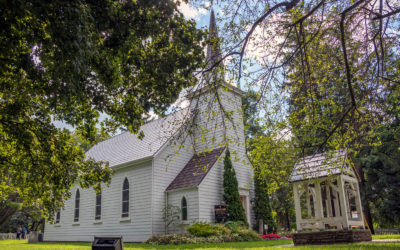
left=1, top=237, right=399, bottom=250
left=372, top=234, right=400, bottom=240
left=0, top=239, right=291, bottom=250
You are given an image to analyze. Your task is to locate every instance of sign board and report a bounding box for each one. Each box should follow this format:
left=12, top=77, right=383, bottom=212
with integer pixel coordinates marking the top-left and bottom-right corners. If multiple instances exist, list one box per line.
left=215, top=205, right=227, bottom=223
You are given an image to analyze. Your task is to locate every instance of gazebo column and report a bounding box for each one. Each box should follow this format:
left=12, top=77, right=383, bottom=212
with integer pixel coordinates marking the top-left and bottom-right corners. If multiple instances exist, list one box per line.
left=306, top=185, right=312, bottom=218
left=314, top=182, right=325, bottom=230
left=293, top=183, right=303, bottom=231
left=338, top=175, right=349, bottom=229
left=326, top=181, right=333, bottom=217
left=354, top=181, right=365, bottom=228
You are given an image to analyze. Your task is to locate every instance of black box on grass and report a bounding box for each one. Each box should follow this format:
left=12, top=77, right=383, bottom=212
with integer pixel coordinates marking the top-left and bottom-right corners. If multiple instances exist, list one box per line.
left=92, top=236, right=123, bottom=250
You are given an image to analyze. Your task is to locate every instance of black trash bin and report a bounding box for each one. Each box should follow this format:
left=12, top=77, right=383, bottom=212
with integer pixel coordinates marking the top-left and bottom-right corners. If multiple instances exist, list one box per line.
left=92, top=236, right=123, bottom=250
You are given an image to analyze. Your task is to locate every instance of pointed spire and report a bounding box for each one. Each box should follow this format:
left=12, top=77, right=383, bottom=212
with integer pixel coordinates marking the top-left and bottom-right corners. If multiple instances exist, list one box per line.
left=206, top=9, right=221, bottom=68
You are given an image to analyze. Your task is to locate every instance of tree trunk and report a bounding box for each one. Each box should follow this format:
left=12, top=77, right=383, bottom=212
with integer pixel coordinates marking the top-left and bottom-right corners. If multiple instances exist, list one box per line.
left=285, top=208, right=291, bottom=230
left=356, top=165, right=375, bottom=234
left=258, top=219, right=264, bottom=234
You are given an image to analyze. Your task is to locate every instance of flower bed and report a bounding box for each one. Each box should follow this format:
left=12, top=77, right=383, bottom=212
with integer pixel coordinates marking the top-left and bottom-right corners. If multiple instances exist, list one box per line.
left=261, top=234, right=281, bottom=240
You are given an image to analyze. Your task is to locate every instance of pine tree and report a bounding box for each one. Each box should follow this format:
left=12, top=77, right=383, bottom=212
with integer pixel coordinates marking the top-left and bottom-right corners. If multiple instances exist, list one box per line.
left=223, top=149, right=247, bottom=223
left=254, top=173, right=276, bottom=233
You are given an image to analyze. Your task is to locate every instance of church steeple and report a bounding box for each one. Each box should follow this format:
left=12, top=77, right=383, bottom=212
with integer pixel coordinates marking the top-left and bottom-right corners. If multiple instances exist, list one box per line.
left=206, top=9, right=221, bottom=68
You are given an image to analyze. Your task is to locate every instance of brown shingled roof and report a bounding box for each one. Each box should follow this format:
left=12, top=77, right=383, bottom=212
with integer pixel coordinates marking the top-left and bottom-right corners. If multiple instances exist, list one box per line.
left=166, top=147, right=225, bottom=191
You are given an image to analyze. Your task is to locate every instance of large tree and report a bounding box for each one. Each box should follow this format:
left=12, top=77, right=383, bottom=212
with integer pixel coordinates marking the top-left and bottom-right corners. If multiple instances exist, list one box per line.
left=357, top=90, right=400, bottom=229
left=0, top=0, right=205, bottom=218
left=200, top=0, right=400, bottom=156
left=249, top=131, right=297, bottom=231
left=210, top=1, right=399, bottom=230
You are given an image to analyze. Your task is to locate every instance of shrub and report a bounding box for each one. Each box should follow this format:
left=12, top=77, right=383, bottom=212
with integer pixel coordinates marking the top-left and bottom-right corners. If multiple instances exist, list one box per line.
left=237, top=228, right=263, bottom=241
left=214, top=223, right=232, bottom=235
left=186, top=222, right=216, bottom=237
left=146, top=234, right=199, bottom=245
left=225, top=221, right=247, bottom=232
left=146, top=222, right=262, bottom=245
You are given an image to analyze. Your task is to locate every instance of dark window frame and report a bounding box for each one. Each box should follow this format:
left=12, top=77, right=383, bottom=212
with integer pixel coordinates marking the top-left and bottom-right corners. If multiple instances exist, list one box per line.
left=55, top=211, right=60, bottom=224
left=74, top=189, right=80, bottom=222
left=181, top=197, right=187, bottom=221
left=122, top=178, right=129, bottom=218
left=95, top=190, right=102, bottom=220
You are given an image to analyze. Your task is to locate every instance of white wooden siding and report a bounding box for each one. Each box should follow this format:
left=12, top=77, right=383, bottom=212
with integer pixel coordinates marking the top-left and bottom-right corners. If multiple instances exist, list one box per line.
left=198, top=156, right=224, bottom=222
left=44, top=84, right=254, bottom=242
left=191, top=88, right=255, bottom=226
left=166, top=188, right=199, bottom=233
left=151, top=134, right=194, bottom=235
left=44, top=160, right=152, bottom=242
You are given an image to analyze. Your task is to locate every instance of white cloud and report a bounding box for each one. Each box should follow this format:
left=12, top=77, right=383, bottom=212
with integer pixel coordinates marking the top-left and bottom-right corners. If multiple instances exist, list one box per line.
left=245, top=14, right=285, bottom=66
left=177, top=1, right=208, bottom=20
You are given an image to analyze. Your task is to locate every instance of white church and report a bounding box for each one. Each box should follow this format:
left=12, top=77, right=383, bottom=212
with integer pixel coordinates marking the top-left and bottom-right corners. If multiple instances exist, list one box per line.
left=44, top=11, right=255, bottom=242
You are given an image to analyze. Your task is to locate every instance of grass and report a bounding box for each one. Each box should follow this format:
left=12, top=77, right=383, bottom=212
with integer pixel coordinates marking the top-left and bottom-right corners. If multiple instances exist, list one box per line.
left=0, top=239, right=291, bottom=249
left=372, top=234, right=400, bottom=240
left=0, top=236, right=399, bottom=250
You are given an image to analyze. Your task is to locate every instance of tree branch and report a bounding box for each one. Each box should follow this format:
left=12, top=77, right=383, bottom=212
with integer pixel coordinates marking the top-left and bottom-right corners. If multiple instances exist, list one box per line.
left=339, top=0, right=369, bottom=108
left=237, top=0, right=301, bottom=83
left=373, top=8, right=400, bottom=20
left=292, top=0, right=326, bottom=26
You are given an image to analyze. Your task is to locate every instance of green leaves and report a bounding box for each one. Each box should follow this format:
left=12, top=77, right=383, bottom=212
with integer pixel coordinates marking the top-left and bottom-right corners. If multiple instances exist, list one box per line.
left=0, top=0, right=204, bottom=218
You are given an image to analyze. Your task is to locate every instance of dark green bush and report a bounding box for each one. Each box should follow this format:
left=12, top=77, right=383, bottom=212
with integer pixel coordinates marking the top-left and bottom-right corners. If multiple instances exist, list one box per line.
left=186, top=222, right=217, bottom=237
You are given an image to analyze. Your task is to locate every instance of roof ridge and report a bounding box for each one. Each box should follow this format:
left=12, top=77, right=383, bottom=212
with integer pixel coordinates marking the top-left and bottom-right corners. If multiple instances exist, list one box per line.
left=142, top=107, right=189, bottom=126
left=89, top=107, right=190, bottom=150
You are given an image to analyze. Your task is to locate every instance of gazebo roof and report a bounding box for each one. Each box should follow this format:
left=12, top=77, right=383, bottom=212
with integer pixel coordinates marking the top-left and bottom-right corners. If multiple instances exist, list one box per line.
left=289, top=150, right=354, bottom=182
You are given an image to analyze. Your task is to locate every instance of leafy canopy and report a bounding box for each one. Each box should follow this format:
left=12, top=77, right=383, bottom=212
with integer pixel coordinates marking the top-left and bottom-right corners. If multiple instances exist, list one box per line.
left=0, top=0, right=205, bottom=217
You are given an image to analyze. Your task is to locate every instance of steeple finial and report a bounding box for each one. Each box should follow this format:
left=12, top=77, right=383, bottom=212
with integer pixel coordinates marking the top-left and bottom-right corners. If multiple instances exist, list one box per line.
left=206, top=9, right=221, bottom=68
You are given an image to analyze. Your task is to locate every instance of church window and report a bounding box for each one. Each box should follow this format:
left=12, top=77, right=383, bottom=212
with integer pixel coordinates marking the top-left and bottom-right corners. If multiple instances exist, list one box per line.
left=74, top=189, right=80, bottom=222
left=95, top=190, right=101, bottom=220
left=181, top=197, right=187, bottom=221
left=122, top=178, right=129, bottom=218
left=55, top=211, right=60, bottom=224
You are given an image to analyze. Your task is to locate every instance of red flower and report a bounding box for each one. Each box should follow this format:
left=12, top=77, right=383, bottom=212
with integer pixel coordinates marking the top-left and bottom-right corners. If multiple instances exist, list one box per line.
left=260, top=234, right=281, bottom=240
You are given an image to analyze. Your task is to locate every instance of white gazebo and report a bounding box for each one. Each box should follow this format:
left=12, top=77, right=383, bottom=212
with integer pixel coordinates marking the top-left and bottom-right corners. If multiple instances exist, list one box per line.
left=290, top=150, right=365, bottom=231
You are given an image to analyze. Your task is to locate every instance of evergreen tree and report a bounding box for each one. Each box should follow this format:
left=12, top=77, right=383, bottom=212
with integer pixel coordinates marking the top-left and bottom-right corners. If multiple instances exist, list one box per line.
left=223, top=149, right=247, bottom=223
left=254, top=174, right=276, bottom=233
left=358, top=91, right=400, bottom=228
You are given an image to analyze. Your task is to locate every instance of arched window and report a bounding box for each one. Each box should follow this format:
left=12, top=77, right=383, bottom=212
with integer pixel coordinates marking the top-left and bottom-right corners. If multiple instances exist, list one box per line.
left=74, top=189, right=80, bottom=222
left=55, top=211, right=60, bottom=224
left=95, top=190, right=101, bottom=220
left=122, top=178, right=129, bottom=218
left=181, top=197, right=187, bottom=221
